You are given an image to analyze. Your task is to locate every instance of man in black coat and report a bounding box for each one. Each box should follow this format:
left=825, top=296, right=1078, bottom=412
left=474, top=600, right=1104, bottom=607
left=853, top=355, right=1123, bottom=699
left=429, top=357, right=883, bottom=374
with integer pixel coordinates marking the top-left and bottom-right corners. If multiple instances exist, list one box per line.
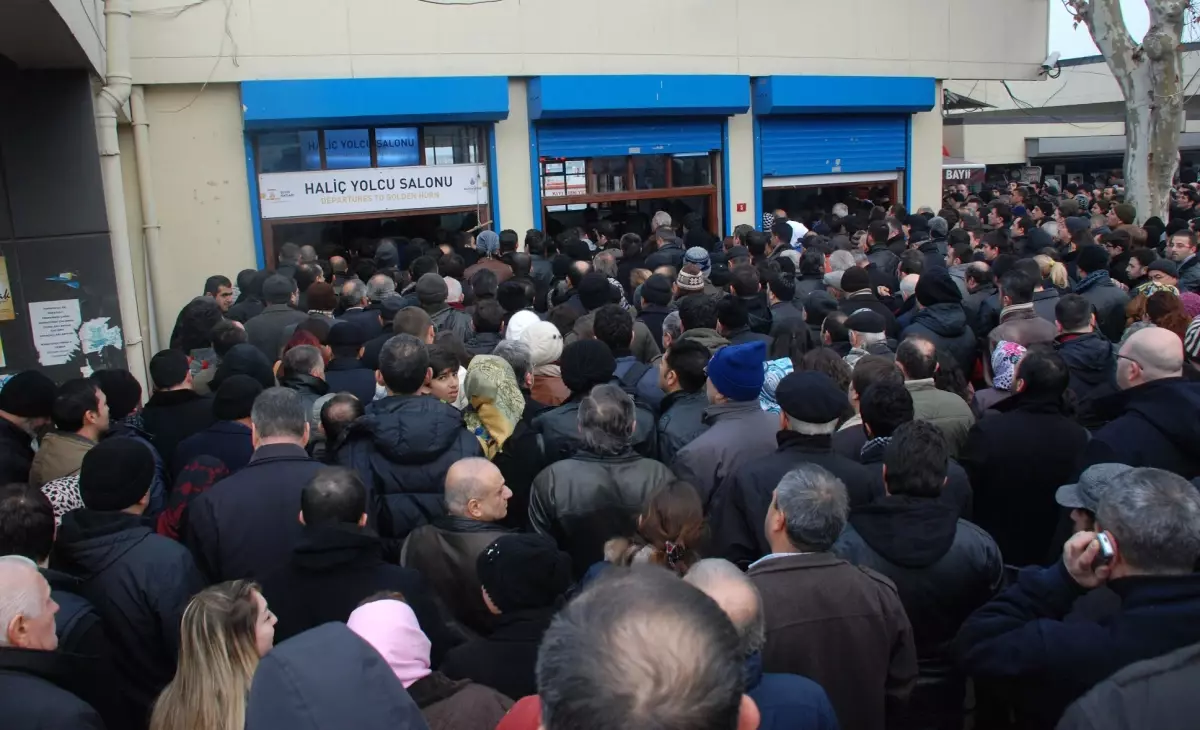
left=636, top=274, right=674, bottom=348
left=900, top=269, right=977, bottom=377
left=865, top=220, right=901, bottom=282
left=1054, top=293, right=1115, bottom=403
left=960, top=346, right=1090, bottom=567
left=0, top=371, right=56, bottom=485
left=186, top=387, right=324, bottom=583
left=257, top=466, right=455, bottom=660
left=1082, top=327, right=1200, bottom=478
left=709, top=371, right=875, bottom=569
left=333, top=334, right=483, bottom=542
left=837, top=267, right=899, bottom=338
left=441, top=533, right=572, bottom=701
left=1074, top=244, right=1130, bottom=344
left=244, top=274, right=310, bottom=361
left=52, top=439, right=205, bottom=723
left=323, top=321, right=378, bottom=404
left=855, top=380, right=973, bottom=519
left=0, top=557, right=106, bottom=730
left=141, top=349, right=215, bottom=467
left=834, top=420, right=1002, bottom=729
left=173, top=374, right=261, bottom=477
left=644, top=226, right=686, bottom=271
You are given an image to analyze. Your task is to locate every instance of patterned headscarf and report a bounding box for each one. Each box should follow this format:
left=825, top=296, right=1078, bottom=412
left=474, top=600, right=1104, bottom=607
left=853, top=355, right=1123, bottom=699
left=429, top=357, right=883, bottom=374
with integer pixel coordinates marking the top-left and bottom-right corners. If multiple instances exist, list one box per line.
left=463, top=355, right=526, bottom=458
left=992, top=341, right=1027, bottom=391
left=762, top=212, right=776, bottom=232
left=1186, top=316, right=1200, bottom=361
left=759, top=357, right=795, bottom=414
left=1135, top=281, right=1181, bottom=299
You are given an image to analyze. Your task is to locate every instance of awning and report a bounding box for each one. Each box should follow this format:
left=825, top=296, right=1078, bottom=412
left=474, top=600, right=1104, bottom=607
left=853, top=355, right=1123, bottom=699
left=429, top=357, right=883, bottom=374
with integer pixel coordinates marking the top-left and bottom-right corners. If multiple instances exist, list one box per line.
left=943, top=88, right=995, bottom=112
left=527, top=75, right=751, bottom=120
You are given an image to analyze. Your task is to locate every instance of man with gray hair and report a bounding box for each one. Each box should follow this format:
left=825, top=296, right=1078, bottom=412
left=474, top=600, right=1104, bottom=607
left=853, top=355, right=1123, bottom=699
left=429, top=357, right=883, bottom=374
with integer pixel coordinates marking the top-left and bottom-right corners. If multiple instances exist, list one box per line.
left=337, top=278, right=382, bottom=337
left=401, top=458, right=512, bottom=635
left=957, top=467, right=1200, bottom=726
left=749, top=464, right=917, bottom=730
left=529, top=384, right=673, bottom=578
left=0, top=555, right=108, bottom=728
left=277, top=344, right=328, bottom=442
left=686, top=558, right=840, bottom=730
left=186, top=387, right=323, bottom=584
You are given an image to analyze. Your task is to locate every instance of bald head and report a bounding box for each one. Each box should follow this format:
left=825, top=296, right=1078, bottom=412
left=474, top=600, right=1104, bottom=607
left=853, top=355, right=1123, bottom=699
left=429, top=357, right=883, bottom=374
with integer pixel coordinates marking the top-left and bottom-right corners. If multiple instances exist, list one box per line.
left=684, top=559, right=765, bottom=658
left=445, top=457, right=510, bottom=521
left=299, top=245, right=318, bottom=263
left=1118, top=326, right=1184, bottom=389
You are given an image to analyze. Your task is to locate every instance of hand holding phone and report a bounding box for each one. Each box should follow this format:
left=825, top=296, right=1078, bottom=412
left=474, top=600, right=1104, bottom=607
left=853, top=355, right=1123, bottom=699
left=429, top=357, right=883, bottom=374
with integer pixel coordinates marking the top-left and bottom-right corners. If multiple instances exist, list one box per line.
left=1063, top=531, right=1114, bottom=589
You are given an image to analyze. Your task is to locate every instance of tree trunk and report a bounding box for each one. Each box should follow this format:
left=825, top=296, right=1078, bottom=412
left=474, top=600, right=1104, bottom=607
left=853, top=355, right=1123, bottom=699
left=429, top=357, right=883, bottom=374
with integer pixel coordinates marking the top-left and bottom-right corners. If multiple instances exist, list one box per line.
left=1073, top=0, right=1186, bottom=223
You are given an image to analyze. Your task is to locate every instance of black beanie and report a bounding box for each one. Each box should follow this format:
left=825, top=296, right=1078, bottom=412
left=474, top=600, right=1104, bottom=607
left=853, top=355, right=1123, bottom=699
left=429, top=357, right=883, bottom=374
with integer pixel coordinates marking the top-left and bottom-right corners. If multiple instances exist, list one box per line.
left=211, top=344, right=276, bottom=391
left=78, top=438, right=157, bottom=511
left=915, top=269, right=963, bottom=307
left=91, top=369, right=143, bottom=420
left=213, top=374, right=263, bottom=421
left=560, top=339, right=616, bottom=394
left=0, top=371, right=57, bottom=418
left=477, top=534, right=572, bottom=613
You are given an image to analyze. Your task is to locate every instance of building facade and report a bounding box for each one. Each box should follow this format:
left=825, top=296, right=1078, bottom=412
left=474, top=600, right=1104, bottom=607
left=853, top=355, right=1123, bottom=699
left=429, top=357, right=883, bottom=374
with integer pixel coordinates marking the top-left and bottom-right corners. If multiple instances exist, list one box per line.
left=2, top=0, right=1050, bottom=381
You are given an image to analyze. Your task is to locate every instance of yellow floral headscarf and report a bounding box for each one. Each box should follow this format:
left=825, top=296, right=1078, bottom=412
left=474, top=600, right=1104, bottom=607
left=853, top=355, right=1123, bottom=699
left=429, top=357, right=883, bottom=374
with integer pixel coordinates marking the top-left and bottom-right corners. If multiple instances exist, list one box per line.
left=462, top=355, right=526, bottom=459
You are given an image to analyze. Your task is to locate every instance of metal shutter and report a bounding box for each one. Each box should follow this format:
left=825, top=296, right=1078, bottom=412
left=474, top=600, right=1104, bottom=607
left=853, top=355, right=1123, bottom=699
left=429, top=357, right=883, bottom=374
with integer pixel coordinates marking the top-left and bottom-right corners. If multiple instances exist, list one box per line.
left=760, top=116, right=907, bottom=177
left=536, top=119, right=723, bottom=158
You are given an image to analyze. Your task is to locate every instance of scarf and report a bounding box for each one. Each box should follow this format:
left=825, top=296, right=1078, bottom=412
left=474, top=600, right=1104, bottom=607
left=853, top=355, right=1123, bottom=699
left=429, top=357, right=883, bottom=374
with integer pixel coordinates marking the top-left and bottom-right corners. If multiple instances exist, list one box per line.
left=991, top=341, right=1027, bottom=391
left=462, top=355, right=525, bottom=459
left=1075, top=268, right=1111, bottom=293
left=860, top=436, right=891, bottom=463
left=759, top=357, right=794, bottom=414
left=347, top=600, right=432, bottom=689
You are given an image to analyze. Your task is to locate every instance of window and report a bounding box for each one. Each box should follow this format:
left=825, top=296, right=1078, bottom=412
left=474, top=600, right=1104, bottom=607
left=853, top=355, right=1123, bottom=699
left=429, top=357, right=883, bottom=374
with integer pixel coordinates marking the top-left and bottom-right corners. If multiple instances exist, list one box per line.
left=671, top=154, right=712, bottom=187
left=538, top=153, right=717, bottom=199
left=257, top=125, right=485, bottom=173
left=424, top=125, right=480, bottom=166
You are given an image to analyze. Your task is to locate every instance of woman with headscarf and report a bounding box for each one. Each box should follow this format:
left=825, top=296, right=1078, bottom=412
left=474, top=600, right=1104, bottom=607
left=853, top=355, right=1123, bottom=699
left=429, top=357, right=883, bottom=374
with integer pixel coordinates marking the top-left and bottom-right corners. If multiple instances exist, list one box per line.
left=518, top=321, right=568, bottom=407
left=347, top=597, right=512, bottom=730
left=463, top=356, right=545, bottom=530
left=973, top=341, right=1026, bottom=415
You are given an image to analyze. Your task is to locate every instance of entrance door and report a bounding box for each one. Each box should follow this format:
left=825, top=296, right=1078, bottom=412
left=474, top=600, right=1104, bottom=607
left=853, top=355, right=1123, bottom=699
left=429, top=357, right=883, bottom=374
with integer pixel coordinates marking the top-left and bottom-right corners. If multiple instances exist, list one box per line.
left=763, top=172, right=900, bottom=224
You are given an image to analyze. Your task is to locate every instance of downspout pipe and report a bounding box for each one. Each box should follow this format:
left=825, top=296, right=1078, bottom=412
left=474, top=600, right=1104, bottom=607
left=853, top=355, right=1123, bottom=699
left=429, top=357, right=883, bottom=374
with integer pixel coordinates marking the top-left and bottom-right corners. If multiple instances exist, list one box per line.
left=130, top=86, right=162, bottom=353
left=95, top=0, right=147, bottom=391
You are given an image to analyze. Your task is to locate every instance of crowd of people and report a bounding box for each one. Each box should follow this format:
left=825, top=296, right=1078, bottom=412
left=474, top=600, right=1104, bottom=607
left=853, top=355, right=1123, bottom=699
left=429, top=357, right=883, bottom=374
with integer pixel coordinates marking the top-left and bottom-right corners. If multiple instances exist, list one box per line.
left=4, top=179, right=1200, bottom=730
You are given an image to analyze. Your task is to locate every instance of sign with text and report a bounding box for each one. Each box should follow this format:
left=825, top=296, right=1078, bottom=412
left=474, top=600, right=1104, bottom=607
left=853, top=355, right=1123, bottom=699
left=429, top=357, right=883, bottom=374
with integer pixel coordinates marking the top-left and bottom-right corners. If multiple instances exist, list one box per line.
left=259, top=164, right=487, bottom=219
left=943, top=166, right=986, bottom=186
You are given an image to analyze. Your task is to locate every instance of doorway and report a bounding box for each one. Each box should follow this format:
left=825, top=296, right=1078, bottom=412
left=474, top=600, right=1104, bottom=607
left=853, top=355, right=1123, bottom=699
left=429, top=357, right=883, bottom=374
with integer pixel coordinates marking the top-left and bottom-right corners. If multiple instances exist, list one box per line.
left=264, top=207, right=482, bottom=263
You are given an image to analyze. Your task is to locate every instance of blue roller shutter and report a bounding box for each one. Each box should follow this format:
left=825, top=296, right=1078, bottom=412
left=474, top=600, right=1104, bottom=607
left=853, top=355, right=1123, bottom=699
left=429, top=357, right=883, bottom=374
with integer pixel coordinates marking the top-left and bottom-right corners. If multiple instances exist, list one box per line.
left=760, top=116, right=907, bottom=177
left=536, top=119, right=723, bottom=158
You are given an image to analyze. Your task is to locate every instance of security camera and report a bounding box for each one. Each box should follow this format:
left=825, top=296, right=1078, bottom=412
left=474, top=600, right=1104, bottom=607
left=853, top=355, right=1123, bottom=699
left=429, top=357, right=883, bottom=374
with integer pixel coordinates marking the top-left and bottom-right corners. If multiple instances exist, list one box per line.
left=1041, top=51, right=1061, bottom=72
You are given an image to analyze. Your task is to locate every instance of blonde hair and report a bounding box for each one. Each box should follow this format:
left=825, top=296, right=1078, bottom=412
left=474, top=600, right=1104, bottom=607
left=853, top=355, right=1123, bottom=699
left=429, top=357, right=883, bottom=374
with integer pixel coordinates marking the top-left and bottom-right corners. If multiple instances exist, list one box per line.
left=1034, top=255, right=1069, bottom=290
left=150, top=581, right=263, bottom=730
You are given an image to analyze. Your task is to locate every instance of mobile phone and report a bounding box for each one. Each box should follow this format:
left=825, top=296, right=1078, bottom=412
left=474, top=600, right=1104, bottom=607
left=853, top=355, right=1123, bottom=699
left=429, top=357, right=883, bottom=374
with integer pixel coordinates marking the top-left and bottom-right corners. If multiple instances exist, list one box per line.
left=1092, top=532, right=1115, bottom=570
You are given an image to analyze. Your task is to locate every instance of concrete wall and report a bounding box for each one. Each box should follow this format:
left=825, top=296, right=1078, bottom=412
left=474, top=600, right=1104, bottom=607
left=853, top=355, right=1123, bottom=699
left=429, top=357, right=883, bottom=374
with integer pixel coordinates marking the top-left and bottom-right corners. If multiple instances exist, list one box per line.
left=910, top=81, right=944, bottom=211
left=141, top=84, right=256, bottom=347
left=129, top=0, right=1049, bottom=84
left=494, top=79, right=533, bottom=235
left=727, top=112, right=757, bottom=231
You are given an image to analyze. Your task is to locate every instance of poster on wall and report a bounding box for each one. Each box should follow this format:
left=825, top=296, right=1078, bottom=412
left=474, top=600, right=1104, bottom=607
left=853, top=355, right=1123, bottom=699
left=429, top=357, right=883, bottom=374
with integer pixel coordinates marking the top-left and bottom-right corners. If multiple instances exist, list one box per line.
left=0, top=257, right=14, bottom=321
left=29, top=299, right=82, bottom=366
left=259, top=163, right=488, bottom=220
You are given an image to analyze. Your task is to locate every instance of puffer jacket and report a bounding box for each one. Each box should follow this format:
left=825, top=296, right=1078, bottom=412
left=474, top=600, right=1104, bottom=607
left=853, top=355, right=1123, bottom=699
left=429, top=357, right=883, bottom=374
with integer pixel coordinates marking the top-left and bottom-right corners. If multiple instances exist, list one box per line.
left=334, top=395, right=483, bottom=541
left=52, top=510, right=205, bottom=721
left=529, top=449, right=674, bottom=578
left=532, top=395, right=657, bottom=464
left=901, top=303, right=977, bottom=376
left=1055, top=332, right=1115, bottom=402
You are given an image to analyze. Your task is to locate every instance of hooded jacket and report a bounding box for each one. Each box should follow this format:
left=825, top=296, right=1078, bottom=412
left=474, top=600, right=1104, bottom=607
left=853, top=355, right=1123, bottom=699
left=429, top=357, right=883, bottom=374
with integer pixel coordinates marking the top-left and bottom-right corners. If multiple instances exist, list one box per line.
left=1075, top=271, right=1130, bottom=343
left=52, top=510, right=205, bottom=719
left=335, top=395, right=483, bottom=541
left=0, top=647, right=105, bottom=730
left=246, top=623, right=430, bottom=730
left=257, top=522, right=454, bottom=660
left=529, top=449, right=674, bottom=578
left=676, top=327, right=730, bottom=354
left=1082, top=377, right=1200, bottom=479
left=1055, top=332, right=1115, bottom=402
left=901, top=303, right=977, bottom=376
left=833, top=497, right=1002, bottom=662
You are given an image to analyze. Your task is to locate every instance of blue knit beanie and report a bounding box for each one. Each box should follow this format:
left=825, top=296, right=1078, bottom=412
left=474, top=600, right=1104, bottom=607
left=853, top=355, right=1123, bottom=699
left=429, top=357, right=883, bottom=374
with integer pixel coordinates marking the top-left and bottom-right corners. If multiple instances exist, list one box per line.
left=706, top=341, right=767, bottom=401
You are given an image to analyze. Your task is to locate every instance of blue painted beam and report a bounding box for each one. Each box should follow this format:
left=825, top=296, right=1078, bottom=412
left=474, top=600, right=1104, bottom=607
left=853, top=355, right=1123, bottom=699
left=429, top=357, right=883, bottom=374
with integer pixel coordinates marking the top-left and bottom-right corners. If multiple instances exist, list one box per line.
left=529, top=75, right=750, bottom=120
left=753, top=76, right=936, bottom=115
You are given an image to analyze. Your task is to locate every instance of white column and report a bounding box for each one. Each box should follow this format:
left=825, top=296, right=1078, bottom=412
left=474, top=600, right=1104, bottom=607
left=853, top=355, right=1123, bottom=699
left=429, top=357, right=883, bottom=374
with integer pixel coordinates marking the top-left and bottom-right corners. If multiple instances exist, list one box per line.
left=727, top=110, right=756, bottom=232
left=495, top=78, right=534, bottom=237
left=909, top=80, right=945, bottom=211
